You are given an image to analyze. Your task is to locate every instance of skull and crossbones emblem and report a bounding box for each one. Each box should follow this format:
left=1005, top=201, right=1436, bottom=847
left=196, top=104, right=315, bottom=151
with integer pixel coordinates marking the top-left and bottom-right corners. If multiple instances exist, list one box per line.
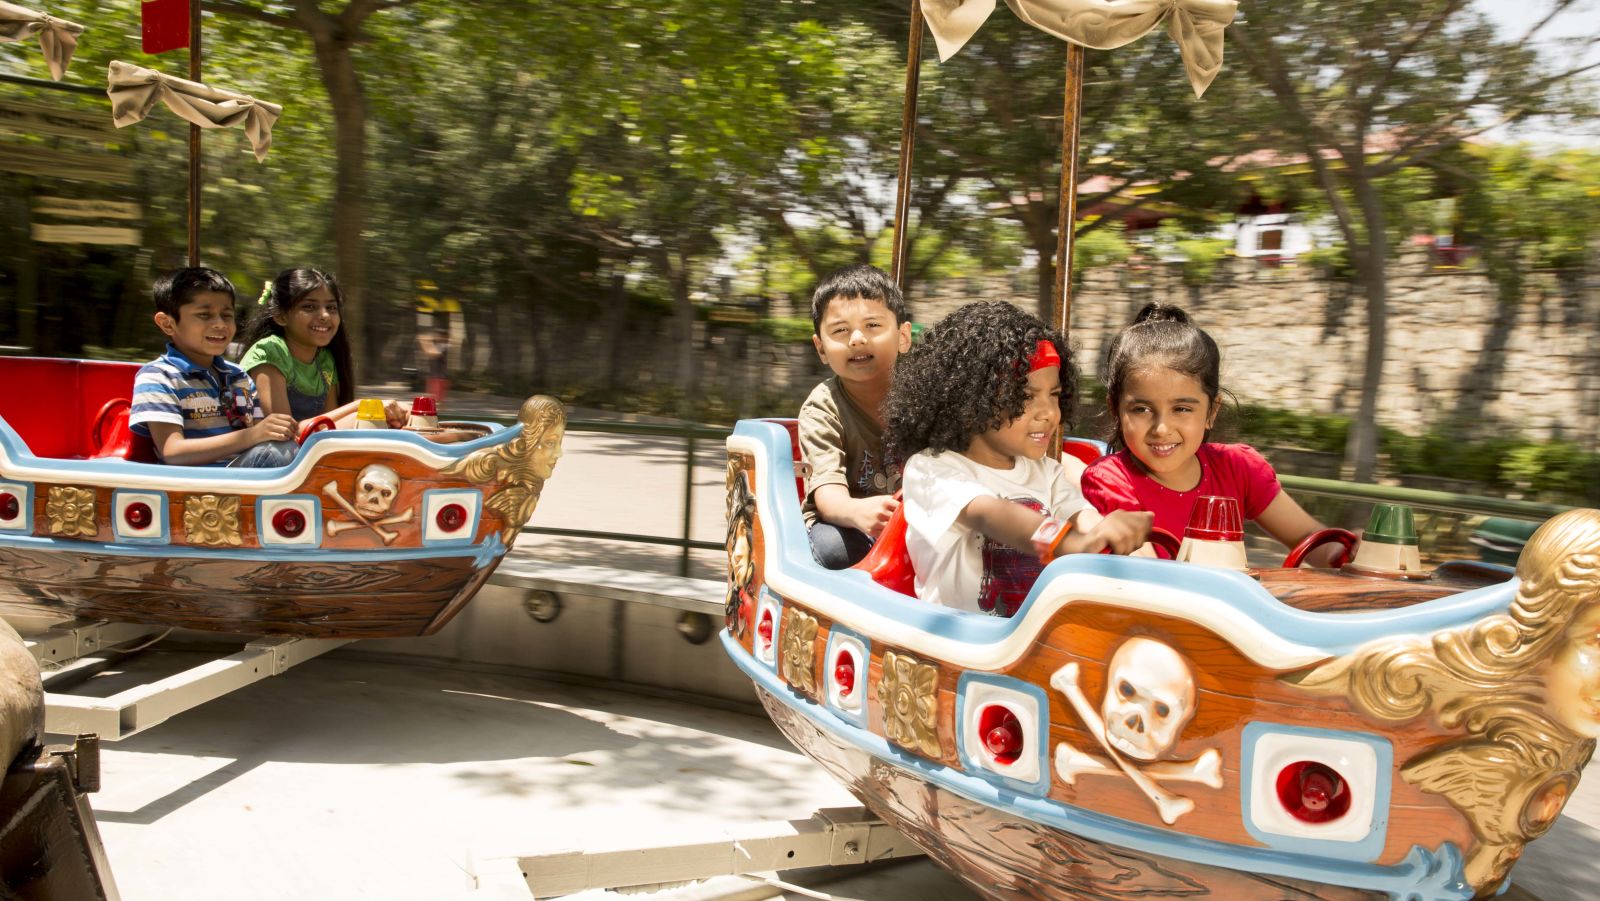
left=323, top=464, right=414, bottom=543
left=1050, top=637, right=1221, bottom=825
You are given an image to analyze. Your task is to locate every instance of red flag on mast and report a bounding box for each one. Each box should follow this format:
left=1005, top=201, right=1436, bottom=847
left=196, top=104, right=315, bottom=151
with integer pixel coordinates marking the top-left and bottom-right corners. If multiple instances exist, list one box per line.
left=141, top=0, right=190, bottom=55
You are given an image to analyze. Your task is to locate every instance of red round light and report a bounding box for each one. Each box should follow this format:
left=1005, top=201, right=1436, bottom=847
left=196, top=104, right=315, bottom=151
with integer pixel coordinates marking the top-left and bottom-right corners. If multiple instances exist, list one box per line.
left=0, top=492, right=18, bottom=521
left=978, top=705, right=1024, bottom=765
left=1186, top=494, right=1244, bottom=542
left=834, top=654, right=856, bottom=697
left=273, top=508, right=306, bottom=538
left=757, top=610, right=774, bottom=646
left=124, top=501, right=152, bottom=530
left=1276, top=761, right=1351, bottom=823
left=436, top=503, right=467, bottom=532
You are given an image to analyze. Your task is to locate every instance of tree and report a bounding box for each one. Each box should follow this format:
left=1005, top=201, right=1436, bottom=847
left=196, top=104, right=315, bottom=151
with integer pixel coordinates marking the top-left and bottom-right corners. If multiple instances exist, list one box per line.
left=206, top=0, right=430, bottom=377
left=1230, top=0, right=1600, bottom=481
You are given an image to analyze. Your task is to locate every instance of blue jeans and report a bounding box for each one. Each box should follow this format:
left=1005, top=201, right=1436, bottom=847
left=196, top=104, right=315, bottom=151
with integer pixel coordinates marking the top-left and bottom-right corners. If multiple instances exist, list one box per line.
left=809, top=522, right=874, bottom=569
left=229, top=439, right=298, bottom=469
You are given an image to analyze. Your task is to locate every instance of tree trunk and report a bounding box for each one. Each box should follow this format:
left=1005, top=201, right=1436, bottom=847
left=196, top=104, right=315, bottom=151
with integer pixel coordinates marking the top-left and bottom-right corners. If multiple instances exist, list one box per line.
left=312, top=35, right=370, bottom=381
left=1343, top=172, right=1388, bottom=483
left=670, top=248, right=697, bottom=419
left=603, top=272, right=630, bottom=394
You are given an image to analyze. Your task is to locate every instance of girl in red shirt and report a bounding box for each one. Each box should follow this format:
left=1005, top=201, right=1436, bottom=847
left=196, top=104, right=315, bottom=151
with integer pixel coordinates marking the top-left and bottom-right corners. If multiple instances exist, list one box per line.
left=1081, top=303, right=1340, bottom=565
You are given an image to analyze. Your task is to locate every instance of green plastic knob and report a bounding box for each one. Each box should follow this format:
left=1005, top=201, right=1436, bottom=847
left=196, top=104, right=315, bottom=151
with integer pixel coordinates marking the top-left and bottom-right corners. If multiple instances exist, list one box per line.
left=1363, top=503, right=1418, bottom=546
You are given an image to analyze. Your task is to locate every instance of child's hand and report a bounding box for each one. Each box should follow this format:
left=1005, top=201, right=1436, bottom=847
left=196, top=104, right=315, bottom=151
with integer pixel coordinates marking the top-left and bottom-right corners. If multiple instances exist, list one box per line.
left=1059, top=509, right=1151, bottom=556
left=853, top=494, right=901, bottom=538
left=384, top=400, right=409, bottom=428
left=248, top=413, right=297, bottom=445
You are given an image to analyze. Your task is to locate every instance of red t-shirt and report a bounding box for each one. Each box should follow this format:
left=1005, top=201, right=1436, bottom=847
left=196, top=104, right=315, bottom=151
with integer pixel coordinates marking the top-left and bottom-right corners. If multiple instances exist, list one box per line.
left=1081, top=444, right=1282, bottom=539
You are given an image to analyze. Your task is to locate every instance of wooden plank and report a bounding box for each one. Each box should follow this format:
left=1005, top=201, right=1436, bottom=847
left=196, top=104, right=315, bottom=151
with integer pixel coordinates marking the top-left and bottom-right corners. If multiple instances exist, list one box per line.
left=34, top=197, right=142, bottom=221
left=30, top=224, right=141, bottom=246
left=0, top=100, right=111, bottom=141
left=0, top=144, right=134, bottom=185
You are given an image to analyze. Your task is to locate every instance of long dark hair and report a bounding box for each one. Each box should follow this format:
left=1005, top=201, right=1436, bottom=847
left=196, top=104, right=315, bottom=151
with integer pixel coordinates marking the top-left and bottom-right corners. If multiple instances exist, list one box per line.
left=884, top=301, right=1074, bottom=460
left=1101, top=302, right=1221, bottom=451
left=239, top=268, right=354, bottom=406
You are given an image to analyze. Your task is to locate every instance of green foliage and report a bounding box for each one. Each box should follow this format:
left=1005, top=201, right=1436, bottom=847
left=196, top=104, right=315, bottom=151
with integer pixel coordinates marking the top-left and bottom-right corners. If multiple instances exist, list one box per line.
left=756, top=317, right=815, bottom=344
left=1074, top=228, right=1133, bottom=271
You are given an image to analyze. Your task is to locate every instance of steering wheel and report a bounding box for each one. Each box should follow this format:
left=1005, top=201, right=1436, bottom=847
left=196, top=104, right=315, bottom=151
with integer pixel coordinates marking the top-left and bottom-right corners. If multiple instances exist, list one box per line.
left=1096, top=526, right=1182, bottom=560
left=1283, top=528, right=1359, bottom=568
left=89, top=397, right=131, bottom=454
left=297, top=415, right=338, bottom=446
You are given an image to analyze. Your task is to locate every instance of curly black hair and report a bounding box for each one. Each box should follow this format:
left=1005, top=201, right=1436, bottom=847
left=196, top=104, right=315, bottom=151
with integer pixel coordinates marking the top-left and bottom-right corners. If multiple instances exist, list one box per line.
left=883, top=301, right=1075, bottom=460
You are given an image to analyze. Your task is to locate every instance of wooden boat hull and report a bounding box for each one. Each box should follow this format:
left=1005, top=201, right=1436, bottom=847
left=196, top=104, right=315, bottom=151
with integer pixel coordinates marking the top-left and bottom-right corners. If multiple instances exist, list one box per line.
left=723, top=419, right=1600, bottom=901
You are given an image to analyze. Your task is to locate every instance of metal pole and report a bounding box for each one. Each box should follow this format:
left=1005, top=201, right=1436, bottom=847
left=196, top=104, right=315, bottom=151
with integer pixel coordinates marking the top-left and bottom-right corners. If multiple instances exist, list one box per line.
left=1050, top=44, right=1086, bottom=338
left=889, top=1, right=925, bottom=291
left=680, top=431, right=697, bottom=577
left=187, top=0, right=201, bottom=267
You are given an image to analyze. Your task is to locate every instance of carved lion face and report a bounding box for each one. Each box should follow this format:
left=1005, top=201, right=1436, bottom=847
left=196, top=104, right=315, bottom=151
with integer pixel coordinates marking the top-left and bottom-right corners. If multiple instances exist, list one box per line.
left=1101, top=637, right=1197, bottom=761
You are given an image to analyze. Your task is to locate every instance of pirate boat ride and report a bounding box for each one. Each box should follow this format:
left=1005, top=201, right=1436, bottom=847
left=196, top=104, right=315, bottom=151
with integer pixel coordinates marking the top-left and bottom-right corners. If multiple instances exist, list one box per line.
left=0, top=356, right=564, bottom=639
left=721, top=3, right=1600, bottom=900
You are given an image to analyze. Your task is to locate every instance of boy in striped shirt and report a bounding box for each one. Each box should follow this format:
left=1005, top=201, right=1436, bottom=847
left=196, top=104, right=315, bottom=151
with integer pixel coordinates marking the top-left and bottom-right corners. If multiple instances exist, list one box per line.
left=130, top=268, right=297, bottom=466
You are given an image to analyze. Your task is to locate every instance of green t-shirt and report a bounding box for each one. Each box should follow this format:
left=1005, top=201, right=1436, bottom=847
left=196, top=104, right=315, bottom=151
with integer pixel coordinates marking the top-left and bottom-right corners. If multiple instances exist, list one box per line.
left=239, top=335, right=338, bottom=419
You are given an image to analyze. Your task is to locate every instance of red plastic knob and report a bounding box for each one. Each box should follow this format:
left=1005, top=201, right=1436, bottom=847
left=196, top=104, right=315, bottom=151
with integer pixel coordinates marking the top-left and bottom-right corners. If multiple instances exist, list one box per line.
left=757, top=611, right=774, bottom=645
left=273, top=508, right=306, bottom=538
left=1276, top=761, right=1351, bottom=823
left=0, top=492, right=18, bottom=521
left=834, top=656, right=856, bottom=697
left=124, top=501, right=152, bottom=530
left=978, top=705, right=1024, bottom=765
left=436, top=503, right=467, bottom=532
left=1186, top=495, right=1244, bottom=542
left=411, top=395, right=438, bottom=416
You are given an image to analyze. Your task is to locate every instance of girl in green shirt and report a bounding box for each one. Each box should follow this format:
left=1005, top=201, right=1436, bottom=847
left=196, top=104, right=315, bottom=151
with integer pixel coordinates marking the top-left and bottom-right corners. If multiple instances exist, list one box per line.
left=239, top=268, right=355, bottom=422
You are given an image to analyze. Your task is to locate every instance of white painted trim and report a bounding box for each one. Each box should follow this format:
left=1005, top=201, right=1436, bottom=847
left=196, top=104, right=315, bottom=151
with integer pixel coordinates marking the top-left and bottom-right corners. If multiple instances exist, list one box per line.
left=729, top=435, right=1327, bottom=671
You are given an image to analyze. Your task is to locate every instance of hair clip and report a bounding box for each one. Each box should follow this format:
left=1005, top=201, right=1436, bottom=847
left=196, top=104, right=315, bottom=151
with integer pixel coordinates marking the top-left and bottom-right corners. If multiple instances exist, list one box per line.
left=257, top=281, right=273, bottom=306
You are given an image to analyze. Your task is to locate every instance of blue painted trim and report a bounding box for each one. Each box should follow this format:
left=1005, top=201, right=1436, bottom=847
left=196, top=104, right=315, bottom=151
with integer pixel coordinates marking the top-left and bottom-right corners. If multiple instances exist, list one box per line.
left=955, top=671, right=1052, bottom=796
left=110, top=489, right=170, bottom=544
left=0, top=529, right=501, bottom=567
left=721, top=629, right=1473, bottom=899
left=0, top=414, right=513, bottom=482
left=254, top=495, right=324, bottom=548
left=732, top=419, right=1519, bottom=657
left=1239, top=722, right=1394, bottom=863
left=0, top=479, right=32, bottom=532
left=822, top=624, right=871, bottom=728
left=422, top=488, right=483, bottom=546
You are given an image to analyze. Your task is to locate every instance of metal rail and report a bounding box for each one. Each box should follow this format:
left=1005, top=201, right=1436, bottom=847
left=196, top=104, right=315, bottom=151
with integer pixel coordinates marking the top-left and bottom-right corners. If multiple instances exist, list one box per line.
left=462, top=413, right=1567, bottom=576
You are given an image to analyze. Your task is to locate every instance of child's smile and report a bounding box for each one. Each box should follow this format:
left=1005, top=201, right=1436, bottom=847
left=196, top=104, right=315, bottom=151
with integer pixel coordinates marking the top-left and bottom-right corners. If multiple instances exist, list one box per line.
left=1115, top=366, right=1217, bottom=491
left=158, top=289, right=237, bottom=365
left=965, top=365, right=1061, bottom=468
left=279, top=285, right=341, bottom=361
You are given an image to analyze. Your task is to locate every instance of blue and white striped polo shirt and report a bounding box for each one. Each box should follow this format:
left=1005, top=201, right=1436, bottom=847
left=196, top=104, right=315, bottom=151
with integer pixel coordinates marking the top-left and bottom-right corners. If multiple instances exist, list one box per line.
left=130, top=344, right=263, bottom=463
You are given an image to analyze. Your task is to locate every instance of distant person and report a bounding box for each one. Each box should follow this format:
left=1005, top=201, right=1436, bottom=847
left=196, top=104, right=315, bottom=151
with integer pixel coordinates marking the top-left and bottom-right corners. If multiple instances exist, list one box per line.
left=1081, top=302, right=1338, bottom=564
left=129, top=267, right=295, bottom=467
left=417, top=325, right=449, bottom=404
left=799, top=264, right=912, bottom=569
left=884, top=302, right=1150, bottom=616
left=239, top=268, right=355, bottom=421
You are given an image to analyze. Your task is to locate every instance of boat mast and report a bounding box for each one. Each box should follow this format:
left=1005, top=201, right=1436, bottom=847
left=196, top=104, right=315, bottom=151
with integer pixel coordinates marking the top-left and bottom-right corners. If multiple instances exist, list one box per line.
left=889, top=2, right=924, bottom=290
left=187, top=0, right=201, bottom=266
left=1050, top=46, right=1085, bottom=339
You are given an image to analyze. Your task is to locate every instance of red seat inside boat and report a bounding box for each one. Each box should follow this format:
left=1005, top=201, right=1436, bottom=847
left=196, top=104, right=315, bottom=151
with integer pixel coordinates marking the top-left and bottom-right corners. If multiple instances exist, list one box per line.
left=1061, top=437, right=1103, bottom=466
left=0, top=357, right=156, bottom=461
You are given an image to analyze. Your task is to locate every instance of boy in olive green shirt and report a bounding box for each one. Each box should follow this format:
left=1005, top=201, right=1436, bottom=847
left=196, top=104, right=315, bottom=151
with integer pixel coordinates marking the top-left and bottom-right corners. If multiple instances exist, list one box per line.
left=799, top=264, right=912, bottom=568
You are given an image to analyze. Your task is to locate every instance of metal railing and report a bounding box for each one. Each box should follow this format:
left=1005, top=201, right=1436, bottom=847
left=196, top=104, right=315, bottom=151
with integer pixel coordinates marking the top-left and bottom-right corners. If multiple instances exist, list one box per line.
left=463, top=411, right=1569, bottom=573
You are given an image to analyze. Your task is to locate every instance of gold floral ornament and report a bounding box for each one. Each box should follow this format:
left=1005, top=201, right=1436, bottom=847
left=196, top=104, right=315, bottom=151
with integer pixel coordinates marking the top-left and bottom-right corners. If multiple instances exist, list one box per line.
left=877, top=650, right=942, bottom=759
left=444, top=396, right=565, bottom=543
left=183, top=495, right=242, bottom=547
left=1287, top=508, right=1600, bottom=894
left=920, top=0, right=1238, bottom=97
left=45, top=486, right=97, bottom=538
left=780, top=607, right=819, bottom=695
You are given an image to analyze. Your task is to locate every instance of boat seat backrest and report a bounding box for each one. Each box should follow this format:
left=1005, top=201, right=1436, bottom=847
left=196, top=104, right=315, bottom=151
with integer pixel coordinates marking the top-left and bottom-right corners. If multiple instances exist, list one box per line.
left=771, top=418, right=806, bottom=501
left=0, top=358, right=140, bottom=459
left=852, top=496, right=916, bottom=597
left=1062, top=437, right=1105, bottom=466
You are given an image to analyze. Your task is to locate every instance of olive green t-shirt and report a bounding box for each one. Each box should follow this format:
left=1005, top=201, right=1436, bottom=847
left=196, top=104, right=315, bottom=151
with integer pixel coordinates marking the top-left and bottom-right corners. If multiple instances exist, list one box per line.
left=798, top=377, right=901, bottom=528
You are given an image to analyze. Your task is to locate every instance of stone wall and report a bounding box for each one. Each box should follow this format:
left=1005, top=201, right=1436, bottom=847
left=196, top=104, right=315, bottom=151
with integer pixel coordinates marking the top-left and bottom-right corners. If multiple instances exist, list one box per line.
left=913, top=249, right=1600, bottom=443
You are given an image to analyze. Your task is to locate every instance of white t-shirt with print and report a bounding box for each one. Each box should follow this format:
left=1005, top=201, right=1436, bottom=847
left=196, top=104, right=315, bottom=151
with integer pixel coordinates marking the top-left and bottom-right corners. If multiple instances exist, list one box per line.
left=902, top=450, right=1087, bottom=615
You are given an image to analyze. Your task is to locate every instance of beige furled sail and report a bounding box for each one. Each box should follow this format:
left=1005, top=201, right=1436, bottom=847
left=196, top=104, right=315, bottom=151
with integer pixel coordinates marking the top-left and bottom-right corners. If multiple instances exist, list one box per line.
left=106, top=59, right=283, bottom=161
left=920, top=0, right=1237, bottom=97
left=0, top=1, right=83, bottom=81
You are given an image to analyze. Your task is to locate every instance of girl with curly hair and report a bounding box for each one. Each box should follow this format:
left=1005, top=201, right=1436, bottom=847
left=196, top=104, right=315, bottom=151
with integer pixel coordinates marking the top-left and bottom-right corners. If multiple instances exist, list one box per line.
left=1082, top=302, right=1336, bottom=564
left=883, top=302, right=1152, bottom=616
